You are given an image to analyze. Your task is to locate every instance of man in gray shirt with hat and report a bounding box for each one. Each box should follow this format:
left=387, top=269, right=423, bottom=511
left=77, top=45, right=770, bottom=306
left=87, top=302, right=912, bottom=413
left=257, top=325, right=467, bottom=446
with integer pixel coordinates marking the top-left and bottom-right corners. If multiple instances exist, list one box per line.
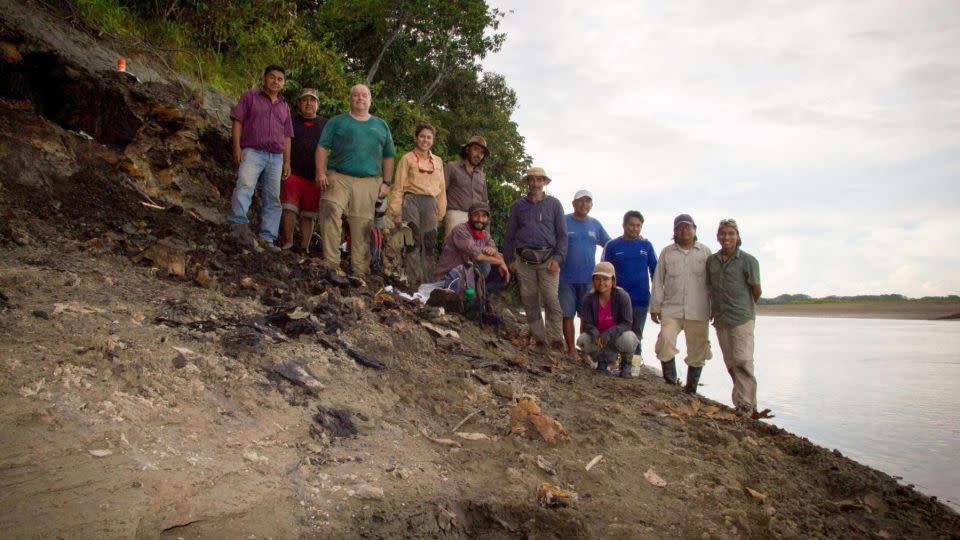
left=443, top=136, right=489, bottom=238
left=504, top=167, right=567, bottom=352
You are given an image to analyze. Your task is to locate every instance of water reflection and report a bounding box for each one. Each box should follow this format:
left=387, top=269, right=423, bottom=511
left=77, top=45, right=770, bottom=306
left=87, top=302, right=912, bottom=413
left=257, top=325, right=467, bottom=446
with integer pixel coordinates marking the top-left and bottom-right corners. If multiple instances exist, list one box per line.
left=637, top=316, right=960, bottom=510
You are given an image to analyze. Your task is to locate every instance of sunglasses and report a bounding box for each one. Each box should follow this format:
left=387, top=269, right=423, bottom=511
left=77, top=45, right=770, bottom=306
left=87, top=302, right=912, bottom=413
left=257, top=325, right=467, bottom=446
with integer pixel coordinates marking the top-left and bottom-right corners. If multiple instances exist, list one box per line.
left=719, top=218, right=738, bottom=228
left=415, top=153, right=435, bottom=174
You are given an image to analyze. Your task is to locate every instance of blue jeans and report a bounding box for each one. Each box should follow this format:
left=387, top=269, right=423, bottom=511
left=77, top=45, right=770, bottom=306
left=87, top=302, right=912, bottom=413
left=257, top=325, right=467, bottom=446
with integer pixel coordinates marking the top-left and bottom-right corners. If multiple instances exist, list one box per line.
left=558, top=282, right=591, bottom=318
left=477, top=261, right=508, bottom=295
left=228, top=148, right=283, bottom=242
left=632, top=305, right=648, bottom=355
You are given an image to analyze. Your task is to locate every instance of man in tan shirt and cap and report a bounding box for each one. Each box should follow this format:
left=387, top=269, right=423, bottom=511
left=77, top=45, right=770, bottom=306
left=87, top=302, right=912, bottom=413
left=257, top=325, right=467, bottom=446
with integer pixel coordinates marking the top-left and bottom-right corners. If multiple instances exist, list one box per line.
left=650, top=213, right=713, bottom=393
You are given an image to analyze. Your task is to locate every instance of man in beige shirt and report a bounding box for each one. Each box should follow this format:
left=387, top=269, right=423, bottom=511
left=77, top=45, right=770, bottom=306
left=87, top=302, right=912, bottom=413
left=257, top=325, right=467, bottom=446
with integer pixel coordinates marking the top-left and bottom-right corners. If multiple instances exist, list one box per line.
left=650, top=214, right=713, bottom=393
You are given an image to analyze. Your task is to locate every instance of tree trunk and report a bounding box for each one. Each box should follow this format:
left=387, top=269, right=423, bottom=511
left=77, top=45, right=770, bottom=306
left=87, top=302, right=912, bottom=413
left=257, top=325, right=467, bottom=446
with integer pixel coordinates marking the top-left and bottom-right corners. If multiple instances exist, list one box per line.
left=417, top=65, right=448, bottom=106
left=365, top=10, right=411, bottom=85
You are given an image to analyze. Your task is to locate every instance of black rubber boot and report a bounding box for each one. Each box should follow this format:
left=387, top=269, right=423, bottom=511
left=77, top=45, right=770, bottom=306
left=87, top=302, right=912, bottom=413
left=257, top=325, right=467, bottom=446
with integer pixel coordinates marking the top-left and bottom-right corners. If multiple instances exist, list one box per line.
left=596, top=351, right=614, bottom=375
left=619, top=354, right=633, bottom=379
left=684, top=366, right=703, bottom=394
left=661, top=359, right=678, bottom=385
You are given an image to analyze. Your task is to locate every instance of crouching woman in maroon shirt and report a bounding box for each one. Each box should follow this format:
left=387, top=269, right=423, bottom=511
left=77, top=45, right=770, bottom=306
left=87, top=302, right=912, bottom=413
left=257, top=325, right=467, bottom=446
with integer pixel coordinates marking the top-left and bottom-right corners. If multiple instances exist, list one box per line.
left=577, top=262, right=640, bottom=377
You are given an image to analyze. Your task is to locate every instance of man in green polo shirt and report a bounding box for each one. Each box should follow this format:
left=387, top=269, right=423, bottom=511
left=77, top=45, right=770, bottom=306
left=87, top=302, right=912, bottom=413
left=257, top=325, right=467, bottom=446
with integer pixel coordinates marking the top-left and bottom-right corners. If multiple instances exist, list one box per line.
left=706, top=218, right=762, bottom=417
left=315, top=84, right=396, bottom=275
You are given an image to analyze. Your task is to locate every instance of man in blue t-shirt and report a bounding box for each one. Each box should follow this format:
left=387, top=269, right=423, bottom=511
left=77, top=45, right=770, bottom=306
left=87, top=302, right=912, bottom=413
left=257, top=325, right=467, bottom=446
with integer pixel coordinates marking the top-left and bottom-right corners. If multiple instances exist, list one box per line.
left=603, top=210, right=657, bottom=359
left=559, top=189, right=611, bottom=355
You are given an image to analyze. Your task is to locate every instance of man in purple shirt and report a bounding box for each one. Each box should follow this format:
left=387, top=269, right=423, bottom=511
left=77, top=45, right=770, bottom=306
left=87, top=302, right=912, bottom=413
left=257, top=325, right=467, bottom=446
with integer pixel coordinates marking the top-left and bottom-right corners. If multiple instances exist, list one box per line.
left=434, top=203, right=510, bottom=283
left=227, top=65, right=294, bottom=252
left=504, top=167, right=567, bottom=352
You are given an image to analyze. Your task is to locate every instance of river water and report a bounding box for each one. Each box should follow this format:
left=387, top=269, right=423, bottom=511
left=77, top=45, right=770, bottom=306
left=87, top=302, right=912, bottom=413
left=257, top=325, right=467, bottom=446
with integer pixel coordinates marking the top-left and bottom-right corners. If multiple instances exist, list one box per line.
left=634, top=316, right=960, bottom=510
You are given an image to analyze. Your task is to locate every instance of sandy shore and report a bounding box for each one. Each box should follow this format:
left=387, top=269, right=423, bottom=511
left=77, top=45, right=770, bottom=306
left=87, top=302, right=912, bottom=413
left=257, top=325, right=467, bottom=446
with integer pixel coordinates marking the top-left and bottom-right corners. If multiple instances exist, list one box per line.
left=758, top=301, right=960, bottom=320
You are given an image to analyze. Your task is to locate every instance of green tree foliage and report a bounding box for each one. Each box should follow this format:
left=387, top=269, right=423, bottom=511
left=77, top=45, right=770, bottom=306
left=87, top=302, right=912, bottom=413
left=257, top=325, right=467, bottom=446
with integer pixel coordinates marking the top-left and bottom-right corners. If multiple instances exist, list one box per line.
left=64, top=0, right=531, bottom=245
left=312, top=0, right=528, bottom=244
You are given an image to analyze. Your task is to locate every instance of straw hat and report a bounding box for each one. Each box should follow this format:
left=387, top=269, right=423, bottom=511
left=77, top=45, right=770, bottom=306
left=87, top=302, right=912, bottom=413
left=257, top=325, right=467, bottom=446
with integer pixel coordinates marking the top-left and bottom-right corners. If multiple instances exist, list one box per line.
left=523, top=166, right=552, bottom=184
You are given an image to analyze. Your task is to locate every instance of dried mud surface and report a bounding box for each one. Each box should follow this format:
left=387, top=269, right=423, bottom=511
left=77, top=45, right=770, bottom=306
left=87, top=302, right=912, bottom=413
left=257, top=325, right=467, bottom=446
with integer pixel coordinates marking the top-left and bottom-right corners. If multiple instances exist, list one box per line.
left=1, top=2, right=958, bottom=539
left=2, top=242, right=958, bottom=540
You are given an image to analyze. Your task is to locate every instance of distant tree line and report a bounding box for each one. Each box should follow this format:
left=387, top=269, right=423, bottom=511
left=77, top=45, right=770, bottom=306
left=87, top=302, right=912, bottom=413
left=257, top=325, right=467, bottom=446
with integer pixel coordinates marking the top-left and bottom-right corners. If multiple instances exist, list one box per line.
left=759, top=293, right=960, bottom=305
left=61, top=0, right=531, bottom=245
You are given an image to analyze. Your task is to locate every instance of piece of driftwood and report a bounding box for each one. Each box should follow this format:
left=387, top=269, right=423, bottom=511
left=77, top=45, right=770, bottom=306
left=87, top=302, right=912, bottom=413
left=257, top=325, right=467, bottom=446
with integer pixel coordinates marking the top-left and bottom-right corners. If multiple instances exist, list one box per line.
left=585, top=455, right=604, bottom=471
left=420, top=427, right=462, bottom=448
left=451, top=409, right=483, bottom=434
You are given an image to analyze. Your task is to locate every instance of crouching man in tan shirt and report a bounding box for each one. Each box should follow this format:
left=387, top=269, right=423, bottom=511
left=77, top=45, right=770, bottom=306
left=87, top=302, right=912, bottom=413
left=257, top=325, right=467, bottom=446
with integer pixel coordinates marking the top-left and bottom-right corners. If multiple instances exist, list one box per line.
left=650, top=213, right=713, bottom=393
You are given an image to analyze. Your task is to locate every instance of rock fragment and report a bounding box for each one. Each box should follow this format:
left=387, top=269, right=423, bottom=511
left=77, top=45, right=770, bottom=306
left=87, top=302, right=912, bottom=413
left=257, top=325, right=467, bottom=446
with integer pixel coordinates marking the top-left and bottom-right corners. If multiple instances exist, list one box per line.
left=536, top=482, right=577, bottom=508
left=272, top=360, right=324, bottom=395
left=509, top=396, right=569, bottom=444
left=353, top=485, right=384, bottom=500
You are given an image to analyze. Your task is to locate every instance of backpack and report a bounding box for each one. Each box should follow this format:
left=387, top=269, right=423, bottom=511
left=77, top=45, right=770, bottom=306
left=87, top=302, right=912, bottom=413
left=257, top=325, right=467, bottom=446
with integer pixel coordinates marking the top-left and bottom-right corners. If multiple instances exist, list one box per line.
left=442, top=261, right=487, bottom=320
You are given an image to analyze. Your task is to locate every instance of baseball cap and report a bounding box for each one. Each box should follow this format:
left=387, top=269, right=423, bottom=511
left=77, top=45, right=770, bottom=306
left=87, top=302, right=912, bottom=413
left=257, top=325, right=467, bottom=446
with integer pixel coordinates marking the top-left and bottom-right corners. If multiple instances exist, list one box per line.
left=468, top=202, right=490, bottom=215
left=592, top=261, right=616, bottom=278
left=299, top=88, right=319, bottom=100
left=573, top=189, right=593, bottom=201
left=673, top=214, right=696, bottom=228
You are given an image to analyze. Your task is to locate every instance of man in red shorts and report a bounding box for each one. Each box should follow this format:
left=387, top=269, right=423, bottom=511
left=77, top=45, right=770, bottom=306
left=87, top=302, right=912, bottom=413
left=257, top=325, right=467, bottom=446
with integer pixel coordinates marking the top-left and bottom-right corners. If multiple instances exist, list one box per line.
left=279, top=88, right=327, bottom=252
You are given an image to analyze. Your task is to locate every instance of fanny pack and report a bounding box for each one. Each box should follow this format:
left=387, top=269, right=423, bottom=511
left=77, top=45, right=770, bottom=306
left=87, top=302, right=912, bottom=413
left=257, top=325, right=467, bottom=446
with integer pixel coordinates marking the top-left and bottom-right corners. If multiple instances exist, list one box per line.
left=516, top=246, right=555, bottom=265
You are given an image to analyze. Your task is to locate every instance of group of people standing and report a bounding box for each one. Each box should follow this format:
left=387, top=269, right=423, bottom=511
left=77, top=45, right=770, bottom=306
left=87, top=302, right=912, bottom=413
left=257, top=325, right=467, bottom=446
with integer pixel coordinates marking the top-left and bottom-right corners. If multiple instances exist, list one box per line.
left=504, top=181, right=763, bottom=417
left=226, top=65, right=764, bottom=417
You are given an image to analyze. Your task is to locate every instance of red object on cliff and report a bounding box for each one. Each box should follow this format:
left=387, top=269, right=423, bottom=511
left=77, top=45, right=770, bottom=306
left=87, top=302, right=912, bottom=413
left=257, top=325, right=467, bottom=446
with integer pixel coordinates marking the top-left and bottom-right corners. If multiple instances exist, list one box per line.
left=117, top=57, right=126, bottom=72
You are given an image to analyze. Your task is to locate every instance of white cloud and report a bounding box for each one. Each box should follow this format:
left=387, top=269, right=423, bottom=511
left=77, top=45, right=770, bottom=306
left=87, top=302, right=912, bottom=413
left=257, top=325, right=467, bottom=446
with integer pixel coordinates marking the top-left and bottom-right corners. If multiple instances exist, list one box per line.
left=485, top=0, right=960, bottom=296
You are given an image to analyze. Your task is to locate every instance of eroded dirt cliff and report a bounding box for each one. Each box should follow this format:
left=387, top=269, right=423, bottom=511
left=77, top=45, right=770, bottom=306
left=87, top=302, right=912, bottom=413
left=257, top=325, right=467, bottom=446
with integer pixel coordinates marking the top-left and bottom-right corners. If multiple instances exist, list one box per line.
left=1, top=2, right=958, bottom=538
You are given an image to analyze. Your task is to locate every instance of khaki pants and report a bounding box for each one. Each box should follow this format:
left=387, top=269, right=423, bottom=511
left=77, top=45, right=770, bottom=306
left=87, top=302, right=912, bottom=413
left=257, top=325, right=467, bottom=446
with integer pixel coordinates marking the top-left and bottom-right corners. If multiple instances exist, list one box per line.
left=443, top=210, right=469, bottom=238
left=715, top=320, right=757, bottom=412
left=319, top=171, right=380, bottom=275
left=515, top=260, right=563, bottom=344
left=654, top=316, right=712, bottom=367
left=577, top=331, right=639, bottom=356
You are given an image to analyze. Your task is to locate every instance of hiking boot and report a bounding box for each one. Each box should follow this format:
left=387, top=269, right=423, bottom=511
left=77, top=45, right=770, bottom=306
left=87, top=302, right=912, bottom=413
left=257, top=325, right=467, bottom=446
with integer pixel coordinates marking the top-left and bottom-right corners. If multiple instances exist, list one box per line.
left=257, top=237, right=281, bottom=253
left=230, top=223, right=257, bottom=247
left=736, top=406, right=755, bottom=418
left=683, top=366, right=703, bottom=394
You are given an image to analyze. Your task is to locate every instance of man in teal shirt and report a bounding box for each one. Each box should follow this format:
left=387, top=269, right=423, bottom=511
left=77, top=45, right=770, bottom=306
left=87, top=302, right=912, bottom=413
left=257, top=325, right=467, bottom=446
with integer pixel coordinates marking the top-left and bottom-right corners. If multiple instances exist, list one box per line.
left=315, top=84, right=396, bottom=276
left=706, top=218, right=762, bottom=416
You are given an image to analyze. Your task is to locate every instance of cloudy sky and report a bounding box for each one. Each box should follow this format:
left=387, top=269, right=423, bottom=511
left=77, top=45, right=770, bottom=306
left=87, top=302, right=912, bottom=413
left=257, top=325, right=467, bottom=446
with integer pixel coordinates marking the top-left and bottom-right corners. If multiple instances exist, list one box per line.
left=483, top=0, right=959, bottom=297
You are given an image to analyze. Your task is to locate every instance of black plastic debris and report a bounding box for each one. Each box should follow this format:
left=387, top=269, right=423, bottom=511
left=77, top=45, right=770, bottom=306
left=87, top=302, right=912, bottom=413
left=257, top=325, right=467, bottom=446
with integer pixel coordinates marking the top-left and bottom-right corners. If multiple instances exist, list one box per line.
left=311, top=407, right=357, bottom=440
